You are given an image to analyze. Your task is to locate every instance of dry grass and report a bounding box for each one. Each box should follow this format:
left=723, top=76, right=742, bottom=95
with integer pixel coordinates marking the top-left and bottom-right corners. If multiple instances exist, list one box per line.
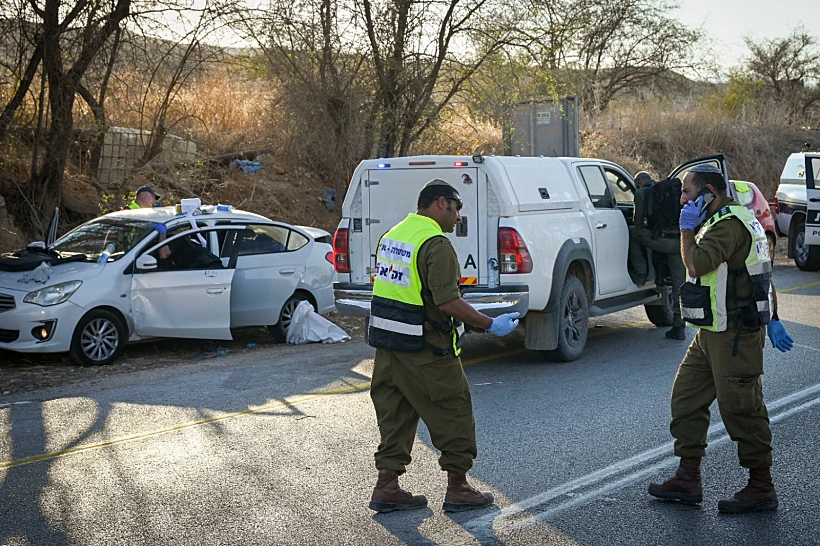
left=580, top=99, right=819, bottom=198
left=73, top=69, right=274, bottom=153
left=411, top=104, right=504, bottom=156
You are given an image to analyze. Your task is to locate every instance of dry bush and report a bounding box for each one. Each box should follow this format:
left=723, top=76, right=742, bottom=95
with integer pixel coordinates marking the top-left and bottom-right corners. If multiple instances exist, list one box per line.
left=581, top=99, right=820, bottom=198
left=74, top=69, right=273, bottom=153
left=409, top=104, right=503, bottom=156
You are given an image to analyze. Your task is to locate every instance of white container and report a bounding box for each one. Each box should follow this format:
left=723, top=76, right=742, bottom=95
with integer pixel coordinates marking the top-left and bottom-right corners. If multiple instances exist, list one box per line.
left=180, top=198, right=201, bottom=215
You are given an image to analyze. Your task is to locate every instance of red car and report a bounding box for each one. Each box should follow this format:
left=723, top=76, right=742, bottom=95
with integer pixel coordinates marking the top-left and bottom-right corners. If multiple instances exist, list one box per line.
left=730, top=180, right=777, bottom=257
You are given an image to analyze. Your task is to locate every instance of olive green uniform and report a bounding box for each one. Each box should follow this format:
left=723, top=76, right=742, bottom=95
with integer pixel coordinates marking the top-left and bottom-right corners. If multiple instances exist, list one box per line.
left=670, top=197, right=772, bottom=468
left=371, top=236, right=477, bottom=474
left=628, top=183, right=686, bottom=327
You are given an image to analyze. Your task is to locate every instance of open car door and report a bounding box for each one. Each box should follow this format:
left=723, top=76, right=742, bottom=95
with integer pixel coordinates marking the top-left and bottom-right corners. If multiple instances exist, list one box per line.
left=805, top=154, right=820, bottom=246
left=130, top=225, right=244, bottom=340
left=667, top=154, right=732, bottom=200
left=45, top=207, right=59, bottom=247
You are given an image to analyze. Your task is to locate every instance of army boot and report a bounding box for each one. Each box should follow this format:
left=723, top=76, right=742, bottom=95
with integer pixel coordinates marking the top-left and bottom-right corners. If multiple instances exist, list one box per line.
left=442, top=472, right=495, bottom=512
left=647, top=457, right=703, bottom=504
left=717, top=467, right=778, bottom=514
left=369, top=469, right=428, bottom=513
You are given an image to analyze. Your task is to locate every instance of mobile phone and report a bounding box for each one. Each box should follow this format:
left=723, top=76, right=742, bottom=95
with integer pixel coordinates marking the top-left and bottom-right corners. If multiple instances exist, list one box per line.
left=698, top=188, right=715, bottom=213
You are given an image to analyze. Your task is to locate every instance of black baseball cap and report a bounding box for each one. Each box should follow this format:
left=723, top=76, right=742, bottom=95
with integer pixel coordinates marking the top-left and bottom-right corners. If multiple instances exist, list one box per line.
left=136, top=186, right=161, bottom=200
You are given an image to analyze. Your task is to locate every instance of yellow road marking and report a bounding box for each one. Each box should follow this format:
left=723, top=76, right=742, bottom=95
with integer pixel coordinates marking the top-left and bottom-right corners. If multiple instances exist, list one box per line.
left=780, top=280, right=820, bottom=293
left=0, top=320, right=649, bottom=470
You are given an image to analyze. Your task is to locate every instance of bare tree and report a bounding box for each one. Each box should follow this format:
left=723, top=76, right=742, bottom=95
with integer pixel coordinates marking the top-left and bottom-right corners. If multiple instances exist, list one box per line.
left=744, top=28, right=820, bottom=121
left=0, top=1, right=44, bottom=141
left=360, top=0, right=522, bottom=157
left=244, top=0, right=523, bottom=172
left=77, top=26, right=121, bottom=174
left=26, top=0, right=130, bottom=233
left=522, top=0, right=703, bottom=113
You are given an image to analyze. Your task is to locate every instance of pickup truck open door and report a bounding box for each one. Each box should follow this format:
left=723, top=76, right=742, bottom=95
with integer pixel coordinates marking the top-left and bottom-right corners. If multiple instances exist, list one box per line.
left=804, top=154, right=820, bottom=246
left=667, top=154, right=730, bottom=199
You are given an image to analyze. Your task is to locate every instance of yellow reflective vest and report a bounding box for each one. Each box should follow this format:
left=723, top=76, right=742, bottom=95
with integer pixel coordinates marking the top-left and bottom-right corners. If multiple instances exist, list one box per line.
left=680, top=205, right=772, bottom=331
left=368, top=213, right=462, bottom=356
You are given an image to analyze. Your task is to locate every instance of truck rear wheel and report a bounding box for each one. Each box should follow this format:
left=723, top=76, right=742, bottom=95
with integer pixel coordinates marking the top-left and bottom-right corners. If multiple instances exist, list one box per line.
left=644, top=286, right=674, bottom=327
left=791, top=218, right=820, bottom=271
left=542, top=275, right=588, bottom=362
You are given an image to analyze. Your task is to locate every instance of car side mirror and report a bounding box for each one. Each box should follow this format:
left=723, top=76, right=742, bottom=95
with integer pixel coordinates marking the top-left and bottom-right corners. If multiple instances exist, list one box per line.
left=136, top=254, right=158, bottom=271
left=27, top=241, right=46, bottom=250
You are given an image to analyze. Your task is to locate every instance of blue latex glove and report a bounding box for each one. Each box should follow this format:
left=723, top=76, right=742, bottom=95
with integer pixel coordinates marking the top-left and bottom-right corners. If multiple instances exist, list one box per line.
left=152, top=222, right=167, bottom=234
left=679, top=195, right=707, bottom=230
left=767, top=320, right=793, bottom=352
left=487, top=312, right=520, bottom=336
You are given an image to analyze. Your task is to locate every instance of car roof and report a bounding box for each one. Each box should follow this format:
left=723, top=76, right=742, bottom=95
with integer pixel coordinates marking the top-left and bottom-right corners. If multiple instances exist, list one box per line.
left=104, top=206, right=274, bottom=224
left=296, top=225, right=331, bottom=239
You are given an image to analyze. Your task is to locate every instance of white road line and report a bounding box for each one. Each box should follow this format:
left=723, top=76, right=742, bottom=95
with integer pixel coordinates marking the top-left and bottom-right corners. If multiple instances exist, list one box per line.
left=462, top=381, right=820, bottom=533
left=0, top=400, right=31, bottom=409
left=509, top=392, right=820, bottom=530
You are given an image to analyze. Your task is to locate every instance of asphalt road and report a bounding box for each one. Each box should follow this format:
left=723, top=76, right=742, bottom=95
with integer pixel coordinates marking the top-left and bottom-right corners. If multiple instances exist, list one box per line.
left=1, top=260, right=819, bottom=546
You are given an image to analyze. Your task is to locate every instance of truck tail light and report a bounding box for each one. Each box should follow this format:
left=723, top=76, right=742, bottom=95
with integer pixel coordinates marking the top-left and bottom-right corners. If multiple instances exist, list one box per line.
left=498, top=227, right=532, bottom=274
left=333, top=228, right=350, bottom=273
left=773, top=196, right=779, bottom=215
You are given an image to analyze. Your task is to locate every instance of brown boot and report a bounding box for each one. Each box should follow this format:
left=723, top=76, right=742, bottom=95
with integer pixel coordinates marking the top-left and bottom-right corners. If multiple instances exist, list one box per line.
left=648, top=457, right=703, bottom=504
left=369, top=469, right=428, bottom=513
left=717, top=467, right=778, bottom=514
left=442, top=471, right=494, bottom=512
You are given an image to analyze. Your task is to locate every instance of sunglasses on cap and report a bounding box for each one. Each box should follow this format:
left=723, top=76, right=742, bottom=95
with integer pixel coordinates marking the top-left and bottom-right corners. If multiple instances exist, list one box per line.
left=443, top=196, right=463, bottom=211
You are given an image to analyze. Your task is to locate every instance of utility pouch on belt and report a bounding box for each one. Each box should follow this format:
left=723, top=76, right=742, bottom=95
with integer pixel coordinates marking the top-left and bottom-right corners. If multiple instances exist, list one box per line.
left=680, top=281, right=713, bottom=327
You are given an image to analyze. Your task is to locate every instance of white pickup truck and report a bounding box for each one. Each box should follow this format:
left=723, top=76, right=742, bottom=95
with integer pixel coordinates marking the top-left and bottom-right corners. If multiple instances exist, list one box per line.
left=332, top=153, right=730, bottom=361
left=775, top=152, right=820, bottom=271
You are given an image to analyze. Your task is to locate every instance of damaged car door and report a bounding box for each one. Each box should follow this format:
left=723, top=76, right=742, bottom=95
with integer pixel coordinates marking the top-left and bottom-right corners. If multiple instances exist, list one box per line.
left=130, top=226, right=243, bottom=340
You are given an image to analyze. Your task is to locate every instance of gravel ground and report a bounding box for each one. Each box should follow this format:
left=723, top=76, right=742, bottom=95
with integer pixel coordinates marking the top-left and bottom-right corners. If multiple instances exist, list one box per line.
left=0, top=312, right=365, bottom=396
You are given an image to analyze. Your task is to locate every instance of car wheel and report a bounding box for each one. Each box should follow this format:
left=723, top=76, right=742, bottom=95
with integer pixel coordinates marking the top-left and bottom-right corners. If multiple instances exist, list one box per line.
left=792, top=218, right=820, bottom=271
left=542, top=275, right=588, bottom=362
left=268, top=293, right=313, bottom=342
left=645, top=286, right=674, bottom=327
left=69, top=309, right=126, bottom=366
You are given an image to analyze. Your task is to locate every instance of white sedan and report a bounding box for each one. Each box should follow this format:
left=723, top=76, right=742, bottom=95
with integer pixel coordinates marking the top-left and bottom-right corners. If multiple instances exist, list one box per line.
left=0, top=206, right=336, bottom=366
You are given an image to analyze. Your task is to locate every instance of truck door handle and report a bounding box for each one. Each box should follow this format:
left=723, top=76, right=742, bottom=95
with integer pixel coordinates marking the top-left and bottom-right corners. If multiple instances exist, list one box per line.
left=279, top=268, right=295, bottom=275
left=206, top=288, right=224, bottom=295
left=810, top=198, right=820, bottom=202
left=596, top=222, right=607, bottom=229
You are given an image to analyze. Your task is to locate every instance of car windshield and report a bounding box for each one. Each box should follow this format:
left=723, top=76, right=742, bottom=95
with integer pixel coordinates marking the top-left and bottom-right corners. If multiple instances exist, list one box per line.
left=50, top=218, right=155, bottom=261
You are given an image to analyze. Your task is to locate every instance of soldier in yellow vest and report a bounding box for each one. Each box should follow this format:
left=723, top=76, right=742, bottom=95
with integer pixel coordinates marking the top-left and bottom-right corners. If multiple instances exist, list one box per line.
left=648, top=164, right=794, bottom=514
left=121, top=186, right=170, bottom=260
left=368, top=179, right=520, bottom=513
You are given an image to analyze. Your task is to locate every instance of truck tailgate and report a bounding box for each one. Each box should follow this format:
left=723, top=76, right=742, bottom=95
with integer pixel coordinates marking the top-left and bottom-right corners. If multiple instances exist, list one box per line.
left=364, top=167, right=481, bottom=284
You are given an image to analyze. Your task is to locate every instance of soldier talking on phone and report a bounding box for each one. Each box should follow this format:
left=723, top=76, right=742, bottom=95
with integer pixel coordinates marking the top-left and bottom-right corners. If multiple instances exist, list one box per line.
left=648, top=163, right=794, bottom=513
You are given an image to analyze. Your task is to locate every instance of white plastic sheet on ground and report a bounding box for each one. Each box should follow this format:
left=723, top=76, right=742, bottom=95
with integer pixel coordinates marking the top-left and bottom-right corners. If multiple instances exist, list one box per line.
left=286, top=300, right=350, bottom=344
